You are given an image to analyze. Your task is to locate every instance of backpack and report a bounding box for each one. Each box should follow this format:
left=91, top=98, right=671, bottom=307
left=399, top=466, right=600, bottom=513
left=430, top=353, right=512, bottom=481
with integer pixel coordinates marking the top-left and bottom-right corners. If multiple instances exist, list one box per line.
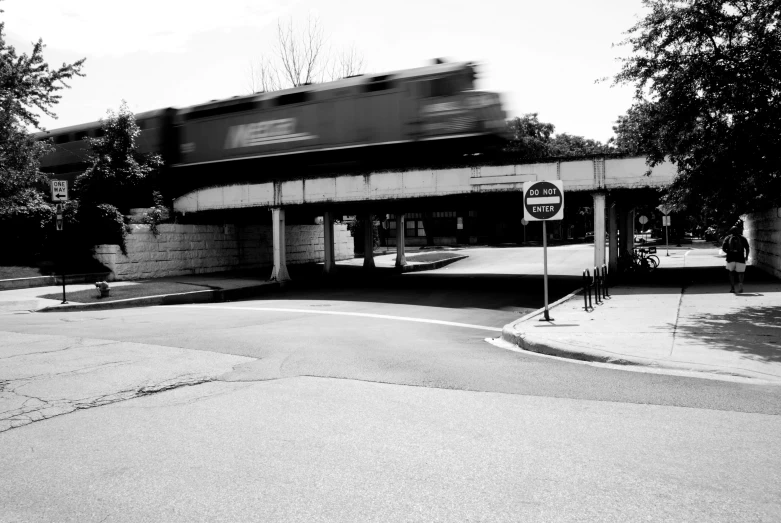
left=727, top=235, right=742, bottom=255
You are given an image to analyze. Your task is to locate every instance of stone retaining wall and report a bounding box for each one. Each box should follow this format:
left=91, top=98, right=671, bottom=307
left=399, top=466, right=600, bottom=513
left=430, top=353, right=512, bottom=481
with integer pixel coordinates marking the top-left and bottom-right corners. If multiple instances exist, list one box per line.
left=94, top=223, right=353, bottom=281
left=743, top=207, right=781, bottom=279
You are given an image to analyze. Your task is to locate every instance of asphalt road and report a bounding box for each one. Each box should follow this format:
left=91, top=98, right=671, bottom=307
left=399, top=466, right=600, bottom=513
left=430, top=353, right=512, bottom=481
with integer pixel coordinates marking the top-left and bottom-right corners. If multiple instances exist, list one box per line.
left=2, top=244, right=780, bottom=522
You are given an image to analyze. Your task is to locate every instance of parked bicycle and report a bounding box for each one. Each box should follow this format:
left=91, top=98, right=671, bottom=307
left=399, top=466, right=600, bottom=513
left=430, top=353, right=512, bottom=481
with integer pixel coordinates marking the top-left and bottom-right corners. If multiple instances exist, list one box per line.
left=619, top=247, right=660, bottom=273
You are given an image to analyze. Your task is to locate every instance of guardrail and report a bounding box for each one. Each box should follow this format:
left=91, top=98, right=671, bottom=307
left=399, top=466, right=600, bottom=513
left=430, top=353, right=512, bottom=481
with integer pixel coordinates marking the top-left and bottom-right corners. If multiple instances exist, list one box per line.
left=583, top=264, right=609, bottom=311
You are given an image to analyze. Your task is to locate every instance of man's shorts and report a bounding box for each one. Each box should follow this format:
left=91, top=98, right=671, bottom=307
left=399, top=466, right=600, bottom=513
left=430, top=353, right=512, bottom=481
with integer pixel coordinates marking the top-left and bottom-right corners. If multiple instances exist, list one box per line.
left=726, top=261, right=746, bottom=272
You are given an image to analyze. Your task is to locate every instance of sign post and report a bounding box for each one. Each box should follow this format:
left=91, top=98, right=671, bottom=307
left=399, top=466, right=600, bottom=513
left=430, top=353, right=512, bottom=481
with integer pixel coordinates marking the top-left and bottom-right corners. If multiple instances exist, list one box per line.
left=657, top=205, right=672, bottom=257
left=663, top=215, right=671, bottom=256
left=521, top=218, right=528, bottom=244
left=523, top=180, right=564, bottom=322
left=51, top=181, right=68, bottom=304
left=638, top=215, right=648, bottom=245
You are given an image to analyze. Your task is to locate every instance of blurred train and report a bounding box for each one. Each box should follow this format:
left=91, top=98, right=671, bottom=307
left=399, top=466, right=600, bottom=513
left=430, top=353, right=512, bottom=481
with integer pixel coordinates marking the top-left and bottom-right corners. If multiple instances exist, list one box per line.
left=35, top=61, right=509, bottom=199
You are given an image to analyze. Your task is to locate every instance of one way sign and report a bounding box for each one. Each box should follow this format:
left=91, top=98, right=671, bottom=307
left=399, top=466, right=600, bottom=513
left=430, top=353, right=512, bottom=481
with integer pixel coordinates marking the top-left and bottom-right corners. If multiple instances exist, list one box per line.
left=51, top=180, right=68, bottom=202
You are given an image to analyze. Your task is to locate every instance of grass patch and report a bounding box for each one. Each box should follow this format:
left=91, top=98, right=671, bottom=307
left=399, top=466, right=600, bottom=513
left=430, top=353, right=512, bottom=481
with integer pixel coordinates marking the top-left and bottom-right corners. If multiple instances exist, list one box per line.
left=405, top=252, right=465, bottom=263
left=0, top=266, right=45, bottom=280
left=38, top=281, right=215, bottom=303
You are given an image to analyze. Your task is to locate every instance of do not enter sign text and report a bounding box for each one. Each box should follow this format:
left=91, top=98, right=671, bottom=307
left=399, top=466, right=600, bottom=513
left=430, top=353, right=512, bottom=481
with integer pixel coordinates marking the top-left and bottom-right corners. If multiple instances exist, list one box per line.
left=523, top=180, right=564, bottom=221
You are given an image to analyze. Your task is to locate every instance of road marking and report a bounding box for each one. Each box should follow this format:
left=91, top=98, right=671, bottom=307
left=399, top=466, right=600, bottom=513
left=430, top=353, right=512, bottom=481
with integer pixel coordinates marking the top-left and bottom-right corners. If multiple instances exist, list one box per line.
left=169, top=304, right=503, bottom=332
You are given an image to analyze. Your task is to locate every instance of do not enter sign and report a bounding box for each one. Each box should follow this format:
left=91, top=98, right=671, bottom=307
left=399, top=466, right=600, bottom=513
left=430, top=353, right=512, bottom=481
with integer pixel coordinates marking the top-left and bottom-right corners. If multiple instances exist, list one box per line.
left=523, top=180, right=564, bottom=221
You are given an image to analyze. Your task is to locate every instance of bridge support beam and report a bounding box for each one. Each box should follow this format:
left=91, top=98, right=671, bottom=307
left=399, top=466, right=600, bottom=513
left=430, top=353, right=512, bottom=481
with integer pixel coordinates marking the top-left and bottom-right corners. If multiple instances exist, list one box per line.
left=395, top=213, right=407, bottom=268
left=362, top=214, right=375, bottom=269
left=608, top=202, right=618, bottom=274
left=323, top=211, right=336, bottom=275
left=270, top=207, right=290, bottom=283
left=592, top=192, right=607, bottom=269
left=619, top=206, right=635, bottom=259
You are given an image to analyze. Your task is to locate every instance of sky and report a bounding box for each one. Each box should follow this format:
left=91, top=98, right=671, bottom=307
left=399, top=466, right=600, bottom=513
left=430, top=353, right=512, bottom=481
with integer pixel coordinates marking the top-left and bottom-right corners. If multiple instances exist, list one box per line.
left=4, top=0, right=647, bottom=143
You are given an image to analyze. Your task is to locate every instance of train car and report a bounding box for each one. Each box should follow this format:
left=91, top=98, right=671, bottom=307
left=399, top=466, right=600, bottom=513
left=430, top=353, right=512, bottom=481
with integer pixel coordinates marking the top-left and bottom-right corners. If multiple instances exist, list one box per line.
left=35, top=60, right=510, bottom=199
left=170, top=61, right=508, bottom=195
left=34, top=108, right=178, bottom=186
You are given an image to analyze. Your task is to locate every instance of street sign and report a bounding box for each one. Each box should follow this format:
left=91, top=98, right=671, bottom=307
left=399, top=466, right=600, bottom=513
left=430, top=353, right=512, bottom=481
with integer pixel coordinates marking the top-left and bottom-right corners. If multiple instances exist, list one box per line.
left=51, top=180, right=68, bottom=201
left=521, top=180, right=564, bottom=322
left=657, top=204, right=671, bottom=215
left=639, top=215, right=648, bottom=225
left=523, top=180, right=564, bottom=221
left=663, top=215, right=671, bottom=226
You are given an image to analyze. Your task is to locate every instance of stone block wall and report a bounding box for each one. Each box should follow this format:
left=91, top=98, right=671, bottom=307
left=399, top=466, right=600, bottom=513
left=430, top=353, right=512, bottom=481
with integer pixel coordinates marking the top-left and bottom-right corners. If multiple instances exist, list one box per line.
left=743, top=207, right=781, bottom=279
left=94, top=223, right=353, bottom=281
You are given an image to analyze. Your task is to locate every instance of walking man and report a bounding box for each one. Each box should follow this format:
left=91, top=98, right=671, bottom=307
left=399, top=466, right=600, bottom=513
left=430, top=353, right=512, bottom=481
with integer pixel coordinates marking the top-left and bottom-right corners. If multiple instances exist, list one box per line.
left=722, top=226, right=750, bottom=293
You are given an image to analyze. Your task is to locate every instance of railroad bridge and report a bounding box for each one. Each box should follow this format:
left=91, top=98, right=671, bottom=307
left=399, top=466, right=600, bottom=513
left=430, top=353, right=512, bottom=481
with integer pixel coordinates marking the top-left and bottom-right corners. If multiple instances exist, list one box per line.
left=173, top=155, right=677, bottom=281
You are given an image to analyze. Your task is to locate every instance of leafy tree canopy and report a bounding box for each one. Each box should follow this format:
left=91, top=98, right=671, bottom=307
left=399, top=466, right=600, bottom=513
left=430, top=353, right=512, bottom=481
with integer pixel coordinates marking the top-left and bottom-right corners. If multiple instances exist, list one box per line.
left=613, top=0, right=781, bottom=220
left=506, top=113, right=613, bottom=159
left=74, top=101, right=162, bottom=211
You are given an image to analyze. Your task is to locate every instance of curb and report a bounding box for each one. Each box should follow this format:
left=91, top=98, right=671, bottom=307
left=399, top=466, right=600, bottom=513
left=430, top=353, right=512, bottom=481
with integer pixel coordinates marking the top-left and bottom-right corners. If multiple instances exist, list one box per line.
left=0, top=272, right=111, bottom=291
left=499, top=288, right=781, bottom=383
left=36, top=283, right=281, bottom=313
left=398, top=255, right=468, bottom=273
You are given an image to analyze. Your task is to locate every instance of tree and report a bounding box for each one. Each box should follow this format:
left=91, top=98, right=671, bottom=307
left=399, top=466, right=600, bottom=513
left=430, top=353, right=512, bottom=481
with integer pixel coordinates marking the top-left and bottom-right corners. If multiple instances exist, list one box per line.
left=505, top=113, right=555, bottom=159
left=74, top=102, right=162, bottom=212
left=0, top=4, right=85, bottom=262
left=247, top=15, right=365, bottom=93
left=550, top=133, right=614, bottom=157
left=505, top=113, right=613, bottom=159
left=613, top=0, right=781, bottom=221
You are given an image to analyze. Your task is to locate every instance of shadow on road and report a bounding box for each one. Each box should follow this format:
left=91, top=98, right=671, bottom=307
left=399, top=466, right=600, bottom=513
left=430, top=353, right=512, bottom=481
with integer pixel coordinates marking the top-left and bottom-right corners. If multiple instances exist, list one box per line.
left=281, top=263, right=582, bottom=311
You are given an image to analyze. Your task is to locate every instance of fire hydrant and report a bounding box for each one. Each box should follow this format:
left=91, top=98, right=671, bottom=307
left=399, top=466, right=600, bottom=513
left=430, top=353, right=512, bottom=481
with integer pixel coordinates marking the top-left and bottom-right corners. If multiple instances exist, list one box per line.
left=95, top=281, right=110, bottom=298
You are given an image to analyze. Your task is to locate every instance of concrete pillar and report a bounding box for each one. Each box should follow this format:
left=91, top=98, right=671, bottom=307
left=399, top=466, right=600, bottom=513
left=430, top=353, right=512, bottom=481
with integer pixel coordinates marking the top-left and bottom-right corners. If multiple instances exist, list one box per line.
left=395, top=213, right=407, bottom=267
left=362, top=214, right=375, bottom=269
left=618, top=206, right=635, bottom=258
left=608, top=202, right=618, bottom=274
left=592, top=192, right=606, bottom=269
left=323, top=211, right=336, bottom=274
left=270, top=207, right=290, bottom=282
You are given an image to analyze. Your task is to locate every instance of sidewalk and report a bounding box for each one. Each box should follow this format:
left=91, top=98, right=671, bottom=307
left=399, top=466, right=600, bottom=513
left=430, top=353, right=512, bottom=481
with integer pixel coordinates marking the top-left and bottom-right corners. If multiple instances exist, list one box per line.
left=0, top=273, right=281, bottom=314
left=501, top=266, right=781, bottom=384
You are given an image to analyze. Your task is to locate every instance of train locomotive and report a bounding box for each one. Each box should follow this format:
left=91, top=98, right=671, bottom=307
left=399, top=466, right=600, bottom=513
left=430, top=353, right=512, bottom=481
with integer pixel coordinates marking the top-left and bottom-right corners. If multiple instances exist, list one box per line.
left=35, top=61, right=509, bottom=200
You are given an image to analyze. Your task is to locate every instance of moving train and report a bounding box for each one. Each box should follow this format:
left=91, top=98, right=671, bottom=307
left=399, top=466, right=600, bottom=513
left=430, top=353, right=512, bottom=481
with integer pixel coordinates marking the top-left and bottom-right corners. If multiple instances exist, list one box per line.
left=35, top=61, right=510, bottom=199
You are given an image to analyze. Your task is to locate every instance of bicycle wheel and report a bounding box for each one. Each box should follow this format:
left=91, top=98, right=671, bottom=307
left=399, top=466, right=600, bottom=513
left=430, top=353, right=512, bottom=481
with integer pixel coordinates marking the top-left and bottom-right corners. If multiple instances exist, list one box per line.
left=648, top=255, right=660, bottom=267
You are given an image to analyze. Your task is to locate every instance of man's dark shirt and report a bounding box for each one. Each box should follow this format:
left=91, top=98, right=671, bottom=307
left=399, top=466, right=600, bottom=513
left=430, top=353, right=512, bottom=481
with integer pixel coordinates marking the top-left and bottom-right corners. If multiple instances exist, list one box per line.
left=722, top=234, right=750, bottom=263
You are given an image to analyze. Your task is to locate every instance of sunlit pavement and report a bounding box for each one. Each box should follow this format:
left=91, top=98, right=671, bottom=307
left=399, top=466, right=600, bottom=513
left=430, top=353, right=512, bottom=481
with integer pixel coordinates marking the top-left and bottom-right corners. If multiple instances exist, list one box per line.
left=1, top=243, right=780, bottom=521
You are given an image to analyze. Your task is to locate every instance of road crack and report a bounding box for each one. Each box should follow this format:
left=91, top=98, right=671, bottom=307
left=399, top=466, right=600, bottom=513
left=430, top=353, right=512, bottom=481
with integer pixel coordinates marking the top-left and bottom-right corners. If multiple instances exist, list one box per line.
left=0, top=374, right=216, bottom=433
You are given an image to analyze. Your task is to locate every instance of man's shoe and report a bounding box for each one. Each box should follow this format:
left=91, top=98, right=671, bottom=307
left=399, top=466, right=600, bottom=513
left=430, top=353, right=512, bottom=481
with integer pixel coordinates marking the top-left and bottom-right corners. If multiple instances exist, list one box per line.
left=730, top=287, right=735, bottom=293
left=738, top=284, right=743, bottom=293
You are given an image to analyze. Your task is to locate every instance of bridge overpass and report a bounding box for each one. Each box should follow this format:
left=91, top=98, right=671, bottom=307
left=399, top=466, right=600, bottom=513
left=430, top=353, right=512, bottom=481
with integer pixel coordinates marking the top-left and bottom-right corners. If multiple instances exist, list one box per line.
left=173, top=156, right=677, bottom=281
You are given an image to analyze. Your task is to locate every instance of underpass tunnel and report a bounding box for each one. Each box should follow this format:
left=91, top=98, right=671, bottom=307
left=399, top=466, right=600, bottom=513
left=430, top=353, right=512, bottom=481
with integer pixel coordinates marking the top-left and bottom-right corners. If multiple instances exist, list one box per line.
left=174, top=187, right=668, bottom=284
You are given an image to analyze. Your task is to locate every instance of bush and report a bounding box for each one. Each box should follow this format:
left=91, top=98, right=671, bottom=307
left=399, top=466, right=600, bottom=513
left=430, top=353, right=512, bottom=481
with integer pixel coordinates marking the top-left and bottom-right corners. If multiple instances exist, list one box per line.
left=79, top=203, right=128, bottom=254
left=0, top=189, right=55, bottom=264
left=141, top=191, right=170, bottom=237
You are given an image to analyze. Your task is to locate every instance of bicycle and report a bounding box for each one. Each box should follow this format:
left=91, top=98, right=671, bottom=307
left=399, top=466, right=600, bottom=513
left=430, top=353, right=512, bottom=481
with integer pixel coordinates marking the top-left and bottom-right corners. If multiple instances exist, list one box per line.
left=633, top=248, right=659, bottom=272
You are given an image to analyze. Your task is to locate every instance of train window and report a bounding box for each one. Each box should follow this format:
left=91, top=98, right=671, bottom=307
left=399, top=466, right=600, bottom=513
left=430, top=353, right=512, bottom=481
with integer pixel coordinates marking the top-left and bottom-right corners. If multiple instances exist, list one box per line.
left=94, top=128, right=105, bottom=138
left=74, top=131, right=89, bottom=141
left=430, top=77, right=455, bottom=97
left=137, top=120, right=147, bottom=130
left=54, top=134, right=71, bottom=144
left=274, top=92, right=309, bottom=106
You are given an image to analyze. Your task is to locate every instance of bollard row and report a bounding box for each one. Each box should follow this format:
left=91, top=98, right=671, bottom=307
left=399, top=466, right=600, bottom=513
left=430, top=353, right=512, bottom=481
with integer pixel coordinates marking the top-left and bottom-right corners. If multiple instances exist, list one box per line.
left=583, top=265, right=609, bottom=311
